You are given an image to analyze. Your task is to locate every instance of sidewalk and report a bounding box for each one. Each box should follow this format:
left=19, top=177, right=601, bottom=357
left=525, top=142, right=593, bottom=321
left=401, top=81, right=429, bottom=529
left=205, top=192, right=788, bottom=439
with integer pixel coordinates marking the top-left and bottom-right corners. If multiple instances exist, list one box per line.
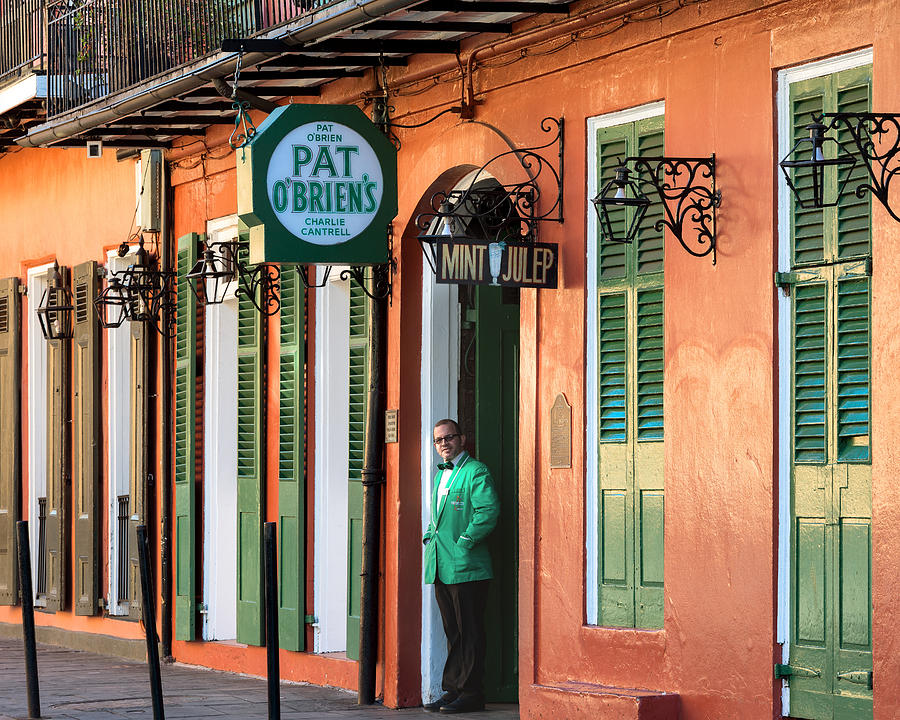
left=0, top=639, right=518, bottom=720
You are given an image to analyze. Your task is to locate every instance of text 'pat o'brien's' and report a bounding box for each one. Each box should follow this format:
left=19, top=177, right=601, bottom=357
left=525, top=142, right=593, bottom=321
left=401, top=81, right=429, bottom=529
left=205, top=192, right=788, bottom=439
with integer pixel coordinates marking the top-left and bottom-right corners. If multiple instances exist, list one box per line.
left=271, top=143, right=380, bottom=216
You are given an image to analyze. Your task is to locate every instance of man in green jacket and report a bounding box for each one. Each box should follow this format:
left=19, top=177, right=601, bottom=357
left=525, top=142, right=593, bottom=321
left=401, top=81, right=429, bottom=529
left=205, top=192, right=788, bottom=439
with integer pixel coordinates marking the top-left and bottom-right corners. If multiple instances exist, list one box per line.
left=423, top=419, right=500, bottom=714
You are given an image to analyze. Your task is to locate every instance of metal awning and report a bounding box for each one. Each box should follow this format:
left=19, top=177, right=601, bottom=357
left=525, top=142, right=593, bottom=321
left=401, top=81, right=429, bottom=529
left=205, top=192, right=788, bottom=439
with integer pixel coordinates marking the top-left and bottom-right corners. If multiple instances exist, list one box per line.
left=16, top=0, right=572, bottom=150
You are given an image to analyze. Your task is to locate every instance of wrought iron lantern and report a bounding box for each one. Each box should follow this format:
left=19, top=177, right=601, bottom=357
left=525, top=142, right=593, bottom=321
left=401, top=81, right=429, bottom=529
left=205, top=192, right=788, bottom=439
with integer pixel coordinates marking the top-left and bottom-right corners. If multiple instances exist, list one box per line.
left=186, top=244, right=236, bottom=305
left=591, top=162, right=651, bottom=245
left=779, top=112, right=900, bottom=222
left=779, top=117, right=856, bottom=209
left=94, top=274, right=131, bottom=329
left=185, top=238, right=281, bottom=315
left=592, top=155, right=721, bottom=264
left=92, top=235, right=176, bottom=337
left=37, top=261, right=74, bottom=340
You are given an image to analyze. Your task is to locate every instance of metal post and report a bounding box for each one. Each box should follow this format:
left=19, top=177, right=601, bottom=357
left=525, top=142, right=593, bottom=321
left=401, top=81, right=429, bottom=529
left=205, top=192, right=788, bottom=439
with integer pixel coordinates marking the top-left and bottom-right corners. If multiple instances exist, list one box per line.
left=136, top=525, right=165, bottom=720
left=264, top=522, right=280, bottom=720
left=16, top=521, right=40, bottom=719
left=357, top=264, right=388, bottom=705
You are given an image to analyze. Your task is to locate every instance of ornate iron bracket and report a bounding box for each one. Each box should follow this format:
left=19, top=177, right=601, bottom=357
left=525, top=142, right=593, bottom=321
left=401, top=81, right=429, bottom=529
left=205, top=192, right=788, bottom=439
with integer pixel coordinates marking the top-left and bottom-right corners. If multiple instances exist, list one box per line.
left=416, top=117, right=564, bottom=273
left=187, top=238, right=281, bottom=315
left=235, top=260, right=281, bottom=316
left=129, top=267, right=178, bottom=338
left=822, top=113, right=900, bottom=223
left=294, top=224, right=396, bottom=304
left=597, top=155, right=721, bottom=265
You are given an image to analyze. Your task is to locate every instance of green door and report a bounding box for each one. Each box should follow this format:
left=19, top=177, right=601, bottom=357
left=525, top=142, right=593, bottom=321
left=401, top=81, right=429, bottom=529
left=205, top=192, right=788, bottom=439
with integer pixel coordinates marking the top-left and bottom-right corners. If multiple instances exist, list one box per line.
left=473, top=285, right=519, bottom=703
left=788, top=265, right=872, bottom=720
left=785, top=64, right=872, bottom=720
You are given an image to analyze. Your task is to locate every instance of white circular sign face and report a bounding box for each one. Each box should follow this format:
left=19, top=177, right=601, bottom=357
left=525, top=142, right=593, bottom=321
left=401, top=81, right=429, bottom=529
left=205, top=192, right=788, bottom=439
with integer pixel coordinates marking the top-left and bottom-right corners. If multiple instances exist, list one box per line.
left=266, top=121, right=384, bottom=246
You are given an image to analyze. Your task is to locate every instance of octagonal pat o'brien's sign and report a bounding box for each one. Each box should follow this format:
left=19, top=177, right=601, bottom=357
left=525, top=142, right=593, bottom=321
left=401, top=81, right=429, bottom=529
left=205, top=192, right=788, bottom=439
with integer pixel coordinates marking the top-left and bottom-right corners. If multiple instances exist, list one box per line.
left=238, top=104, right=397, bottom=265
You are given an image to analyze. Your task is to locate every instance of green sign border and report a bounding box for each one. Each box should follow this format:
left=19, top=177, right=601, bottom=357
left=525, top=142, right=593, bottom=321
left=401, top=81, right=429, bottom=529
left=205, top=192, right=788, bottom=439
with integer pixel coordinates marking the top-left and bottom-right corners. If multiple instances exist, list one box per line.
left=238, top=104, right=397, bottom=265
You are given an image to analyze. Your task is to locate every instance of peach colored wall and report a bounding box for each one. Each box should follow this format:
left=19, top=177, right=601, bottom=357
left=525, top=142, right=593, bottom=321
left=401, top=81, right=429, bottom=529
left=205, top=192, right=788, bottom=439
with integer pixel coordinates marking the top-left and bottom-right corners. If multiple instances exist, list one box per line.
left=0, top=147, right=146, bottom=640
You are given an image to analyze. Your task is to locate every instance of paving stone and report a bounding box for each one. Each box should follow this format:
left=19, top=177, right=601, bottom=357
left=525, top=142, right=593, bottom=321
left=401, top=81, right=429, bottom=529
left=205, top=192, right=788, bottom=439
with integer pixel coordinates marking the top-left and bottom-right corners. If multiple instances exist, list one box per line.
left=0, top=638, right=519, bottom=720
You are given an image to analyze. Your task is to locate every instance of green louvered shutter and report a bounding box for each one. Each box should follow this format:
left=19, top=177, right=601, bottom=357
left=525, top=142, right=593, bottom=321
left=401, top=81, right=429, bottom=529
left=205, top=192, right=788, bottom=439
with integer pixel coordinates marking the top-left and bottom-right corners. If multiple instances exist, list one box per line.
left=836, top=276, right=869, bottom=462
left=634, top=125, right=665, bottom=276
left=835, top=71, right=871, bottom=261
left=596, top=115, right=664, bottom=629
left=236, top=244, right=265, bottom=646
left=278, top=269, right=306, bottom=651
left=634, top=288, right=664, bottom=627
left=597, top=127, right=629, bottom=280
left=0, top=278, right=21, bottom=606
left=175, top=234, right=200, bottom=640
left=45, top=266, right=71, bottom=614
left=597, top=291, right=631, bottom=626
left=346, top=280, right=368, bottom=660
left=787, top=64, right=872, bottom=720
left=72, top=262, right=101, bottom=616
left=128, top=294, right=150, bottom=621
left=789, top=82, right=826, bottom=267
left=793, top=282, right=827, bottom=464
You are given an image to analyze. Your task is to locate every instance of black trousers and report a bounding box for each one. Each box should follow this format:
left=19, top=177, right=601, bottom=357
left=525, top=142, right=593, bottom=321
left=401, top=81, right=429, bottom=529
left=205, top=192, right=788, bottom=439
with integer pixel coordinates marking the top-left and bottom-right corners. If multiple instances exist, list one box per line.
left=434, top=578, right=490, bottom=698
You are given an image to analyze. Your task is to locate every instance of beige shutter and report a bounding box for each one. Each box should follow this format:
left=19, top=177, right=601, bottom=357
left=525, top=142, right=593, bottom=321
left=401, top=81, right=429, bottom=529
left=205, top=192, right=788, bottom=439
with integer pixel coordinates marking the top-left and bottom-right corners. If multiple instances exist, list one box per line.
left=0, top=278, right=22, bottom=605
left=72, top=262, right=101, bottom=615
left=128, top=316, right=150, bottom=620
left=45, top=266, right=71, bottom=614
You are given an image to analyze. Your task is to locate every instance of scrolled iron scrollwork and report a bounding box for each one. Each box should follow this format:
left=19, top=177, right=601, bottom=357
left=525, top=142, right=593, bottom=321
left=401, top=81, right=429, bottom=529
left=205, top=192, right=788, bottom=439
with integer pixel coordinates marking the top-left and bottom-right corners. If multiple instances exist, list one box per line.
left=234, top=261, right=281, bottom=316
left=823, top=112, right=900, bottom=223
left=628, top=155, right=721, bottom=264
left=339, top=262, right=394, bottom=302
left=415, top=118, right=564, bottom=266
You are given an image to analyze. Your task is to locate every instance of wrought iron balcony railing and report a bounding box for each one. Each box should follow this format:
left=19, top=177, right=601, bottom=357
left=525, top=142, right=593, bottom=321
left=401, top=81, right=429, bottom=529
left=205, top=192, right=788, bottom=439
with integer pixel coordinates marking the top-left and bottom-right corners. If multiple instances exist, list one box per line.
left=46, top=0, right=333, bottom=118
left=0, top=0, right=45, bottom=88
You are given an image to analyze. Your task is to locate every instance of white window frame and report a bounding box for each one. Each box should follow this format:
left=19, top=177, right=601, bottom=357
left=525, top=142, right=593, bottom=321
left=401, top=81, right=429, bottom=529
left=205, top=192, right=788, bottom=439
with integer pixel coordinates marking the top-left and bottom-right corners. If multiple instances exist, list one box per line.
left=26, top=263, right=54, bottom=606
left=202, top=214, right=240, bottom=641
left=313, top=265, right=351, bottom=653
left=585, top=101, right=665, bottom=625
left=106, top=250, right=136, bottom=616
left=775, top=47, right=873, bottom=716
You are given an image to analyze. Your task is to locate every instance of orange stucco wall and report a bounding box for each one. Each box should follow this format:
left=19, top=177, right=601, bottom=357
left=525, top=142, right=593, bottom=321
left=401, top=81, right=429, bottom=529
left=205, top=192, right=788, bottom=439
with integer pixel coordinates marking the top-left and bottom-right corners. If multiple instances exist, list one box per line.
left=0, top=148, right=146, bottom=642
left=2, top=0, right=899, bottom=716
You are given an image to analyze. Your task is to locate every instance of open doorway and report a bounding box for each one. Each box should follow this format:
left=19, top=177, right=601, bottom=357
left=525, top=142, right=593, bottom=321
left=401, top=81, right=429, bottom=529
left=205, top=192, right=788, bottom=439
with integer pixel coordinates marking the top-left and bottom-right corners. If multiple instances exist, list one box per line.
left=421, top=172, right=520, bottom=705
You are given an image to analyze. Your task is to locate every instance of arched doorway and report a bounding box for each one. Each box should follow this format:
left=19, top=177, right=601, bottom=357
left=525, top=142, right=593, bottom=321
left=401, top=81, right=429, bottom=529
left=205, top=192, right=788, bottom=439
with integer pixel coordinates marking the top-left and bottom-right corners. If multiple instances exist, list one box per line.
left=419, top=170, right=520, bottom=704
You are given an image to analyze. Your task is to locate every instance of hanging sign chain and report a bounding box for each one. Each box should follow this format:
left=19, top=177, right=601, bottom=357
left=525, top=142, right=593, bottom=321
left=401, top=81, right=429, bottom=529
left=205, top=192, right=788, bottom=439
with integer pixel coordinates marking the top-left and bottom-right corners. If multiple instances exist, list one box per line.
left=229, top=45, right=258, bottom=152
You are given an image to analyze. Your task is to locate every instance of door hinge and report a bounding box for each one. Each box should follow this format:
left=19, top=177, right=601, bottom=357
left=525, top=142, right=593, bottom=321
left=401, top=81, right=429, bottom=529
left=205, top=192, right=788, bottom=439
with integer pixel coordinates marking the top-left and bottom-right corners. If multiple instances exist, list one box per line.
left=775, top=663, right=821, bottom=680
left=304, top=614, right=318, bottom=625
left=837, top=670, right=873, bottom=690
left=775, top=271, right=798, bottom=296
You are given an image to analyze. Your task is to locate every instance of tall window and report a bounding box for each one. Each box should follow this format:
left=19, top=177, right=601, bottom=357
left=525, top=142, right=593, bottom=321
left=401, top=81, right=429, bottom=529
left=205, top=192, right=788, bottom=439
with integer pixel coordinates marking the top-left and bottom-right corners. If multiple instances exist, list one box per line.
left=779, top=59, right=873, bottom=720
left=588, top=107, right=665, bottom=629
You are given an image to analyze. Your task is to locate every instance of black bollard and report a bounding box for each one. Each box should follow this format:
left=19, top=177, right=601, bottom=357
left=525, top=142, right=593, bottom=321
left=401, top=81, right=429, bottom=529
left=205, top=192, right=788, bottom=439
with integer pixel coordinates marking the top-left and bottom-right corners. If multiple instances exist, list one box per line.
left=264, top=522, right=280, bottom=720
left=136, top=525, right=165, bottom=720
left=16, top=521, right=40, bottom=718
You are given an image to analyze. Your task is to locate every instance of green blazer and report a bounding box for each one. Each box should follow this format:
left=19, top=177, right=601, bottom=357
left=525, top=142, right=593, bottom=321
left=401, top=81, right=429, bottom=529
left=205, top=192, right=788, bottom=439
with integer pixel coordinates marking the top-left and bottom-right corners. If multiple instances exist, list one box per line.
left=423, top=452, right=500, bottom=585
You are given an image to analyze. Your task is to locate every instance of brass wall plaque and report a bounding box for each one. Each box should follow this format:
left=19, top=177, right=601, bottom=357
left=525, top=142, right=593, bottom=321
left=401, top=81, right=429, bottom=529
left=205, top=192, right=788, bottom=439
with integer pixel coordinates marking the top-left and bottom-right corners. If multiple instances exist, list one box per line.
left=550, top=393, right=572, bottom=469
left=385, top=409, right=398, bottom=443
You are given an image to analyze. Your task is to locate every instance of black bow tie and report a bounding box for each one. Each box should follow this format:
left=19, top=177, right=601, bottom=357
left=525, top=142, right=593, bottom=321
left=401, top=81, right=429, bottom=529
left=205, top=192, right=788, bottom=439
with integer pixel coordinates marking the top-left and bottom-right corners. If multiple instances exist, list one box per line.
left=438, top=461, right=454, bottom=471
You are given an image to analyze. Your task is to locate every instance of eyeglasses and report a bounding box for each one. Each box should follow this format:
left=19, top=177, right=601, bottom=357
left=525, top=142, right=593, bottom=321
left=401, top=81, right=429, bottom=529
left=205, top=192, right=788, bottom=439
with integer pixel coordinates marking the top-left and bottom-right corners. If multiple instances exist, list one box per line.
left=433, top=433, right=460, bottom=445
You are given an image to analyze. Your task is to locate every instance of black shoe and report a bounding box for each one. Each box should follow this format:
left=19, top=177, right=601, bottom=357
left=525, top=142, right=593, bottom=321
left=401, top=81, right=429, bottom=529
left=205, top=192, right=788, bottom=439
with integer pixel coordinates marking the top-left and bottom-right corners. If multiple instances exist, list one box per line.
left=439, top=694, right=485, bottom=714
left=425, top=693, right=458, bottom=712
